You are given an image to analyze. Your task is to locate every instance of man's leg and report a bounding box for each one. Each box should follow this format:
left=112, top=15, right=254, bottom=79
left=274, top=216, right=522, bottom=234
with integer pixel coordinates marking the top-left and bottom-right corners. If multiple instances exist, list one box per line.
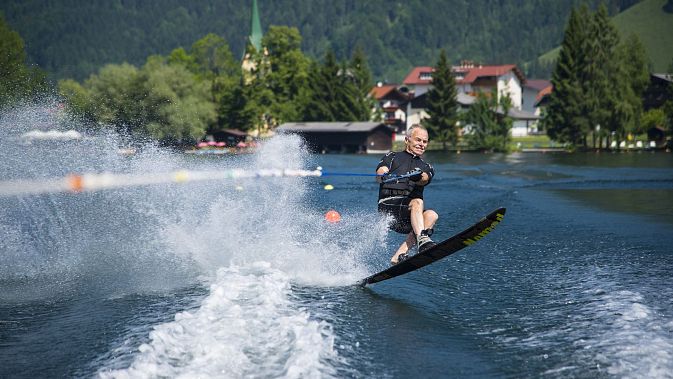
left=390, top=209, right=439, bottom=264
left=390, top=233, right=416, bottom=264
left=422, top=208, right=439, bottom=233
left=415, top=203, right=439, bottom=252
left=408, top=198, right=439, bottom=234
left=408, top=198, right=426, bottom=236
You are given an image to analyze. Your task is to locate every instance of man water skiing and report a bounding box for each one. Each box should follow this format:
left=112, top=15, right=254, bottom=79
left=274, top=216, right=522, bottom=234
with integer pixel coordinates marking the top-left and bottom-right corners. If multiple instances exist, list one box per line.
left=376, top=125, right=438, bottom=265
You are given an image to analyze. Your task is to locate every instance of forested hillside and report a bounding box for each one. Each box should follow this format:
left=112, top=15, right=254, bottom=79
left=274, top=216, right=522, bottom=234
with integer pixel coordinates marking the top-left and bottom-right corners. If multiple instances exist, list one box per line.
left=0, top=0, right=641, bottom=82
left=538, top=0, right=673, bottom=72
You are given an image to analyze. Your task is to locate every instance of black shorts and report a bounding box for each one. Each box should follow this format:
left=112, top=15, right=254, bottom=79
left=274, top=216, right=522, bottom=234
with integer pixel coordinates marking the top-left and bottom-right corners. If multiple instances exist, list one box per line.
left=378, top=196, right=413, bottom=234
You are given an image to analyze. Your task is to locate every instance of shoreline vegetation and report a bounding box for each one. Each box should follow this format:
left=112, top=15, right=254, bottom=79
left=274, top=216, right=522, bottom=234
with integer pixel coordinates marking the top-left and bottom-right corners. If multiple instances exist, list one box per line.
left=393, top=135, right=672, bottom=153
left=2, top=3, right=672, bottom=154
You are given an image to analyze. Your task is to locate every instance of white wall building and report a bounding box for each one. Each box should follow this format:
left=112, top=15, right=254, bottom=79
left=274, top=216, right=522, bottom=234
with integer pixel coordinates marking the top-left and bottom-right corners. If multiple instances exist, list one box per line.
left=402, top=63, right=541, bottom=136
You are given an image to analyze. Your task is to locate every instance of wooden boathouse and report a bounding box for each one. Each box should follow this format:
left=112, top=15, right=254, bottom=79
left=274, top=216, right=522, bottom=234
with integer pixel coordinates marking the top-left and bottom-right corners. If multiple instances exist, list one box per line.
left=276, top=122, right=394, bottom=154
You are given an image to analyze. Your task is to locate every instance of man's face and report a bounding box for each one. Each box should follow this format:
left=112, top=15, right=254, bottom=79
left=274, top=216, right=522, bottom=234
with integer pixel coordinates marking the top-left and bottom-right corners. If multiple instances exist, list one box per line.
left=405, top=128, right=429, bottom=156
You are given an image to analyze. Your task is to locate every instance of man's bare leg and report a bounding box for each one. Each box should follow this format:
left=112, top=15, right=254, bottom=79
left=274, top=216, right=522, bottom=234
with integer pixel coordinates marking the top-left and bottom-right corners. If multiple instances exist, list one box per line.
left=390, top=209, right=439, bottom=264
left=409, top=198, right=426, bottom=236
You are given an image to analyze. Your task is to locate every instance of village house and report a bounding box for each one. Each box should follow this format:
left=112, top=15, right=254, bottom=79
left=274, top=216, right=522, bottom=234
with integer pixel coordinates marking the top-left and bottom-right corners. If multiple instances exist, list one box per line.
left=534, top=84, right=552, bottom=110
left=370, top=83, right=411, bottom=136
left=395, top=62, right=541, bottom=137
left=643, top=73, right=673, bottom=110
left=519, top=79, right=551, bottom=136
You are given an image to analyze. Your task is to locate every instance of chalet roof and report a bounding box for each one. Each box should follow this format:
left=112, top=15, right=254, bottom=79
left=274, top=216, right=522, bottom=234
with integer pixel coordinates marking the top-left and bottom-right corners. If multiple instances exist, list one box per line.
left=403, top=64, right=526, bottom=87
left=505, top=107, right=540, bottom=120
left=460, top=64, right=526, bottom=85
left=652, top=73, right=673, bottom=83
left=535, top=85, right=553, bottom=106
left=457, top=92, right=476, bottom=106
left=370, top=84, right=410, bottom=101
left=370, top=84, right=398, bottom=99
left=402, top=66, right=434, bottom=85
left=277, top=122, right=388, bottom=133
left=524, top=79, right=551, bottom=91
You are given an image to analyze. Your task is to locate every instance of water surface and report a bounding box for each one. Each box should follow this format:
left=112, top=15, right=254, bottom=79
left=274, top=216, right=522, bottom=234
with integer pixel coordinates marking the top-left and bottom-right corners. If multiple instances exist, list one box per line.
left=1, top=105, right=672, bottom=378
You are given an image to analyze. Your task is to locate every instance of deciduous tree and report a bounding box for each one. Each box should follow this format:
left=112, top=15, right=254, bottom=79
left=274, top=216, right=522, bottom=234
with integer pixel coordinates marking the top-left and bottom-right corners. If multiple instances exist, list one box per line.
left=0, top=14, right=47, bottom=108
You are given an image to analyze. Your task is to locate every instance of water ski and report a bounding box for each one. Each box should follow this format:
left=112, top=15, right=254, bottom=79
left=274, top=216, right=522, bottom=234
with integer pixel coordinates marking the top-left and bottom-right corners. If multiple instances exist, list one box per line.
left=360, top=207, right=506, bottom=286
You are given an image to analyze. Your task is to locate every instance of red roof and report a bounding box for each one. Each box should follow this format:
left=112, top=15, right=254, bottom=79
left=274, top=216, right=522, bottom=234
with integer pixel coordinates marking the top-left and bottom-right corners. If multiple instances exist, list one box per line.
left=525, top=79, right=551, bottom=91
left=460, top=64, right=525, bottom=84
left=370, top=84, right=398, bottom=99
left=402, top=64, right=526, bottom=86
left=402, top=66, right=434, bottom=85
left=535, top=84, right=553, bottom=105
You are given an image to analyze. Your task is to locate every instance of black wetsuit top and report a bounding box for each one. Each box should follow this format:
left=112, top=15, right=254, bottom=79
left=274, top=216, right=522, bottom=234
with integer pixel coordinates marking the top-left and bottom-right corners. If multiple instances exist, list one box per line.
left=376, top=150, right=434, bottom=200
left=376, top=151, right=434, bottom=234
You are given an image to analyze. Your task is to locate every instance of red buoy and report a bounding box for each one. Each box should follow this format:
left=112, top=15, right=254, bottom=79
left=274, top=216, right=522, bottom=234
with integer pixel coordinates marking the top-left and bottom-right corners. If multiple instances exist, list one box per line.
left=324, top=210, right=341, bottom=223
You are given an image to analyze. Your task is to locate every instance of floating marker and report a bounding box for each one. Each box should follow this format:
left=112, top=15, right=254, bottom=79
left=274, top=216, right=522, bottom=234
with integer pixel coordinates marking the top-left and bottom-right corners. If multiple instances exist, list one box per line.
left=325, top=210, right=341, bottom=223
left=324, top=184, right=334, bottom=190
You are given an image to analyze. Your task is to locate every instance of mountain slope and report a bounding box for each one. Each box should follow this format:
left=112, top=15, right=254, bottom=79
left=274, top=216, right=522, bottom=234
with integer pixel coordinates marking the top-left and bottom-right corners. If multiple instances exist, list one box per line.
left=538, top=0, right=673, bottom=71
left=1, top=0, right=643, bottom=82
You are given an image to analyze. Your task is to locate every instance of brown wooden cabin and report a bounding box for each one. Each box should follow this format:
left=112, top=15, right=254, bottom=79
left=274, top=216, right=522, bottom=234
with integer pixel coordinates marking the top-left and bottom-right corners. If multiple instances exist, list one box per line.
left=276, top=122, right=394, bottom=154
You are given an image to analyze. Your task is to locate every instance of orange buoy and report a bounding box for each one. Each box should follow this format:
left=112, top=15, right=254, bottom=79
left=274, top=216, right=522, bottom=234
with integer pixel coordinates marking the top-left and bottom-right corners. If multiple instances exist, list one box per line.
left=67, top=174, right=84, bottom=192
left=324, top=210, right=341, bottom=223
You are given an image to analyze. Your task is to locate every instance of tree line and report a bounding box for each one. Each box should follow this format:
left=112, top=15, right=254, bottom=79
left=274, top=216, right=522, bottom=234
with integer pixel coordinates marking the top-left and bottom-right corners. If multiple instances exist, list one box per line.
left=421, top=3, right=673, bottom=152
left=0, top=14, right=47, bottom=109
left=542, top=3, right=673, bottom=149
left=1, top=0, right=642, bottom=82
left=56, top=26, right=374, bottom=144
left=3, top=7, right=671, bottom=152
left=2, top=12, right=512, bottom=151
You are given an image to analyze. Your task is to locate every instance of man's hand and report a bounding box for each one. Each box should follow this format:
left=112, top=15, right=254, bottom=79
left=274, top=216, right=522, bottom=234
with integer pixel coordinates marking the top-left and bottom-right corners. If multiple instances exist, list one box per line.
left=407, top=168, right=423, bottom=182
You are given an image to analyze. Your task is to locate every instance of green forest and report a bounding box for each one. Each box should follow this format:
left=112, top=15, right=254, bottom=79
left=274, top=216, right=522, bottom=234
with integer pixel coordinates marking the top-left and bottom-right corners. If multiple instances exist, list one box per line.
left=1, top=0, right=672, bottom=151
left=0, top=0, right=651, bottom=82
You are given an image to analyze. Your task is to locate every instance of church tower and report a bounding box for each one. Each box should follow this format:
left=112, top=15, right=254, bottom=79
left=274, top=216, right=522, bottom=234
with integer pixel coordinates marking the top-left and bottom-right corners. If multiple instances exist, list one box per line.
left=242, top=0, right=264, bottom=74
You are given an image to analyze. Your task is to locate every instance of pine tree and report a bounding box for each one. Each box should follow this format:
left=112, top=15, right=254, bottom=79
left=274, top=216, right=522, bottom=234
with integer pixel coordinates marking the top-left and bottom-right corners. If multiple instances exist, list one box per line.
left=542, top=6, right=588, bottom=147
left=585, top=4, right=620, bottom=148
left=611, top=33, right=650, bottom=138
left=422, top=49, right=459, bottom=150
left=303, top=49, right=364, bottom=122
left=349, top=45, right=376, bottom=121
left=303, top=51, right=340, bottom=121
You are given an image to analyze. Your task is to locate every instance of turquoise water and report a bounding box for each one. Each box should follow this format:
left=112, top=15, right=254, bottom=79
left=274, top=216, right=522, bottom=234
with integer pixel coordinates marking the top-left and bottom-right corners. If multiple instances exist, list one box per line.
left=1, top=104, right=673, bottom=378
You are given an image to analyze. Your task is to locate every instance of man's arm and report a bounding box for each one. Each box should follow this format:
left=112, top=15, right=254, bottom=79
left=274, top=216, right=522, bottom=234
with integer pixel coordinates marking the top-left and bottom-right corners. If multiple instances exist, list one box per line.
left=413, top=163, right=434, bottom=186
left=376, top=166, right=389, bottom=183
left=376, top=152, right=394, bottom=183
left=416, top=172, right=431, bottom=186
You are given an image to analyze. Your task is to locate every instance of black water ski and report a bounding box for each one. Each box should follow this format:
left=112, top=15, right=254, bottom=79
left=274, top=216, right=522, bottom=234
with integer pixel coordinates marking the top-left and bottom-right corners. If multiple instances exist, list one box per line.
left=360, top=207, right=506, bottom=286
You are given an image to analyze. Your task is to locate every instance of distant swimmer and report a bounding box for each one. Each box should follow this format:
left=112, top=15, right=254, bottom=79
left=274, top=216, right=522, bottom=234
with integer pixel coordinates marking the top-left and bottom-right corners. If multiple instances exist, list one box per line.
left=376, top=125, right=438, bottom=265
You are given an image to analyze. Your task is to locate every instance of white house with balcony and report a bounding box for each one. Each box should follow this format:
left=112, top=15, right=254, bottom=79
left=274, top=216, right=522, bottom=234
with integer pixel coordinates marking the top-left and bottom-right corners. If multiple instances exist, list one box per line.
left=370, top=83, right=411, bottom=137
left=402, top=62, right=540, bottom=136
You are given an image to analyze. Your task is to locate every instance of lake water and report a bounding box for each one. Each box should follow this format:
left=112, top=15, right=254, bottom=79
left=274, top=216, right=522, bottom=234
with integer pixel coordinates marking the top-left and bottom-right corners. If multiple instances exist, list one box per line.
left=1, top=105, right=673, bottom=378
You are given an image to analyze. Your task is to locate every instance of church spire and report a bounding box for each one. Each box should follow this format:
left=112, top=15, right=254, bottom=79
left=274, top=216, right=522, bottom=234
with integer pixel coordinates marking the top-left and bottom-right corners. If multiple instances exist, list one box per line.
left=249, top=0, right=262, bottom=52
